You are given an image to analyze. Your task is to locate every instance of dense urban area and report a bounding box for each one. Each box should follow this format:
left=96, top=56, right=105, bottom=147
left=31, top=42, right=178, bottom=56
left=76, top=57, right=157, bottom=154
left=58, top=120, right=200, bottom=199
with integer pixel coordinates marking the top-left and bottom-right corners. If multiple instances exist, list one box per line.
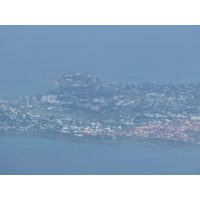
left=1, top=73, right=200, bottom=147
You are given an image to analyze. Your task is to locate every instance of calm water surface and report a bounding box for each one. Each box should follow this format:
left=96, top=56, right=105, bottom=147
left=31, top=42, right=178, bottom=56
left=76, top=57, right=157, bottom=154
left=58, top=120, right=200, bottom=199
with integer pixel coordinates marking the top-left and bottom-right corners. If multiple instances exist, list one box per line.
left=0, top=135, right=200, bottom=175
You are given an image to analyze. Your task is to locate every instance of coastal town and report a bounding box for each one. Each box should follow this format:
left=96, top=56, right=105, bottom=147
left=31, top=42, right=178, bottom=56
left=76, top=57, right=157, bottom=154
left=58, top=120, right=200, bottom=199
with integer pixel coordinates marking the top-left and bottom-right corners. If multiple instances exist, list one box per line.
left=1, top=73, right=200, bottom=146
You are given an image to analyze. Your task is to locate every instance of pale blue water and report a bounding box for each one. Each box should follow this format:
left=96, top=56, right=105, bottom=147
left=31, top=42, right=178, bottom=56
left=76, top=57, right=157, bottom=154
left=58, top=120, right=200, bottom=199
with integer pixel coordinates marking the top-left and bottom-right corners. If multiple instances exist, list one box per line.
left=1, top=26, right=200, bottom=175
left=0, top=135, right=200, bottom=175
left=1, top=26, right=200, bottom=99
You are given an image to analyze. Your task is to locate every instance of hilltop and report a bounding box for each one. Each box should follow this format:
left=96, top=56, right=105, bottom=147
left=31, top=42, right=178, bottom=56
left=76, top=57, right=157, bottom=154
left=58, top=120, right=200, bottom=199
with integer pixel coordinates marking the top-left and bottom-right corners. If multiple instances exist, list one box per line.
left=1, top=72, right=200, bottom=146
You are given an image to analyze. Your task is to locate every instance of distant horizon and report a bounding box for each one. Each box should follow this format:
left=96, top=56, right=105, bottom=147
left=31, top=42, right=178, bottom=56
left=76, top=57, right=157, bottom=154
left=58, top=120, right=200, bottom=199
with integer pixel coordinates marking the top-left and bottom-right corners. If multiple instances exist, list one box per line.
left=2, top=71, right=200, bottom=101
left=1, top=26, right=200, bottom=99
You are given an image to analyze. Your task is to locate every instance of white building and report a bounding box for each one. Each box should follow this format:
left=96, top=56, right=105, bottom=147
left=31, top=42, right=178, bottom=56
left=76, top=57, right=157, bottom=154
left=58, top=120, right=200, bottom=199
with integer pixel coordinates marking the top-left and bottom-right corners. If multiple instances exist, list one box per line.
left=46, top=96, right=51, bottom=102
left=41, top=95, right=57, bottom=103
left=49, top=95, right=57, bottom=101
left=41, top=96, right=47, bottom=103
left=191, top=116, right=200, bottom=120
left=25, top=97, right=30, bottom=107
left=32, top=97, right=37, bottom=106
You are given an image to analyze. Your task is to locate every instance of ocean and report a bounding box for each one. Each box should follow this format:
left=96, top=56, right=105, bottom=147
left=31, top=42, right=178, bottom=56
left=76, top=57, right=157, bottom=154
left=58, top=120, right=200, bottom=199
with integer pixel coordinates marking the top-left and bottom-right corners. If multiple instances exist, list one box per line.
left=0, top=134, right=200, bottom=175
left=1, top=26, right=200, bottom=100
left=2, top=72, right=200, bottom=175
left=1, top=71, right=200, bottom=175
left=1, top=26, right=200, bottom=175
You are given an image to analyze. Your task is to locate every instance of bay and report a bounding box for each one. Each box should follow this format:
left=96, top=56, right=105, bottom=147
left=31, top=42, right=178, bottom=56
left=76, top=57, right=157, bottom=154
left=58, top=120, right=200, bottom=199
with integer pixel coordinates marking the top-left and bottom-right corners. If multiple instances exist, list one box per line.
left=0, top=135, right=200, bottom=175
left=1, top=26, right=200, bottom=100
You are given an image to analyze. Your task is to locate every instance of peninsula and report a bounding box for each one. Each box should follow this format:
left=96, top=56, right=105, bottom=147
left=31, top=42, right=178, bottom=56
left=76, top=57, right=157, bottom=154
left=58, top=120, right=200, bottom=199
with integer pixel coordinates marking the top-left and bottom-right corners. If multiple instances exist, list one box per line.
left=1, top=73, right=200, bottom=147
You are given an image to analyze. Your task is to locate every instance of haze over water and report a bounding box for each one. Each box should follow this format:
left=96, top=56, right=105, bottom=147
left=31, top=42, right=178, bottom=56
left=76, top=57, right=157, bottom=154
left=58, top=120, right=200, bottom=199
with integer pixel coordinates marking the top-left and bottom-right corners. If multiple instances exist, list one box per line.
left=1, top=26, right=200, bottom=99
left=1, top=135, right=200, bottom=175
left=1, top=26, right=200, bottom=175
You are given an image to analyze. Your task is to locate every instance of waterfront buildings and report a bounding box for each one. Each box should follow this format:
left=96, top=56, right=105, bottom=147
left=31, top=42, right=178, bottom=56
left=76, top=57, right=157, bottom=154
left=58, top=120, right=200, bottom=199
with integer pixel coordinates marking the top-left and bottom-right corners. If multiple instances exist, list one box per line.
left=32, top=97, right=37, bottom=106
left=25, top=97, right=30, bottom=108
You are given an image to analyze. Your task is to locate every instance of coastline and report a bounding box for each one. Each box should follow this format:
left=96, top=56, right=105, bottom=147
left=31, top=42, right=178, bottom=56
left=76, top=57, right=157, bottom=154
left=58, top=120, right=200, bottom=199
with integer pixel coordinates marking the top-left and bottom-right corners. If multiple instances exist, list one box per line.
left=1, top=131, right=200, bottom=149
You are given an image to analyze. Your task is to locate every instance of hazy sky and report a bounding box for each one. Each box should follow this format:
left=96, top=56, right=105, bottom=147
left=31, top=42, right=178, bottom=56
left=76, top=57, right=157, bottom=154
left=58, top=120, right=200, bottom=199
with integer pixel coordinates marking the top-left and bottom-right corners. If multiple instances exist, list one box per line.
left=1, top=26, right=200, bottom=98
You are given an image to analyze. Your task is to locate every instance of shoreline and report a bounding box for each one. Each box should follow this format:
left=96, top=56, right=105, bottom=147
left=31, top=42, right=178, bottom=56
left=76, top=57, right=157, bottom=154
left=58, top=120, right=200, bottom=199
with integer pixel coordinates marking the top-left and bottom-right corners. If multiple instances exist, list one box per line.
left=1, top=131, right=200, bottom=149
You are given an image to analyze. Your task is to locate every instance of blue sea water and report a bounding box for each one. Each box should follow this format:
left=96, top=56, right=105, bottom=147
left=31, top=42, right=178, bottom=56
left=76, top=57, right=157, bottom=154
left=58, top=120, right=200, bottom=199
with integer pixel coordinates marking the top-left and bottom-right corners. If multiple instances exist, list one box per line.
left=1, top=26, right=200, bottom=99
left=1, top=26, right=200, bottom=175
left=0, top=135, right=200, bottom=175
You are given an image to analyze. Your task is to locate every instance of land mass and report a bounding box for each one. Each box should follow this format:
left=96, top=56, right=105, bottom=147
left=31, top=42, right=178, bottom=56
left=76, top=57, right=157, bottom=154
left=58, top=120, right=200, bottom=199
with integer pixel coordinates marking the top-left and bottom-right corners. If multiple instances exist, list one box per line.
left=1, top=72, right=200, bottom=147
